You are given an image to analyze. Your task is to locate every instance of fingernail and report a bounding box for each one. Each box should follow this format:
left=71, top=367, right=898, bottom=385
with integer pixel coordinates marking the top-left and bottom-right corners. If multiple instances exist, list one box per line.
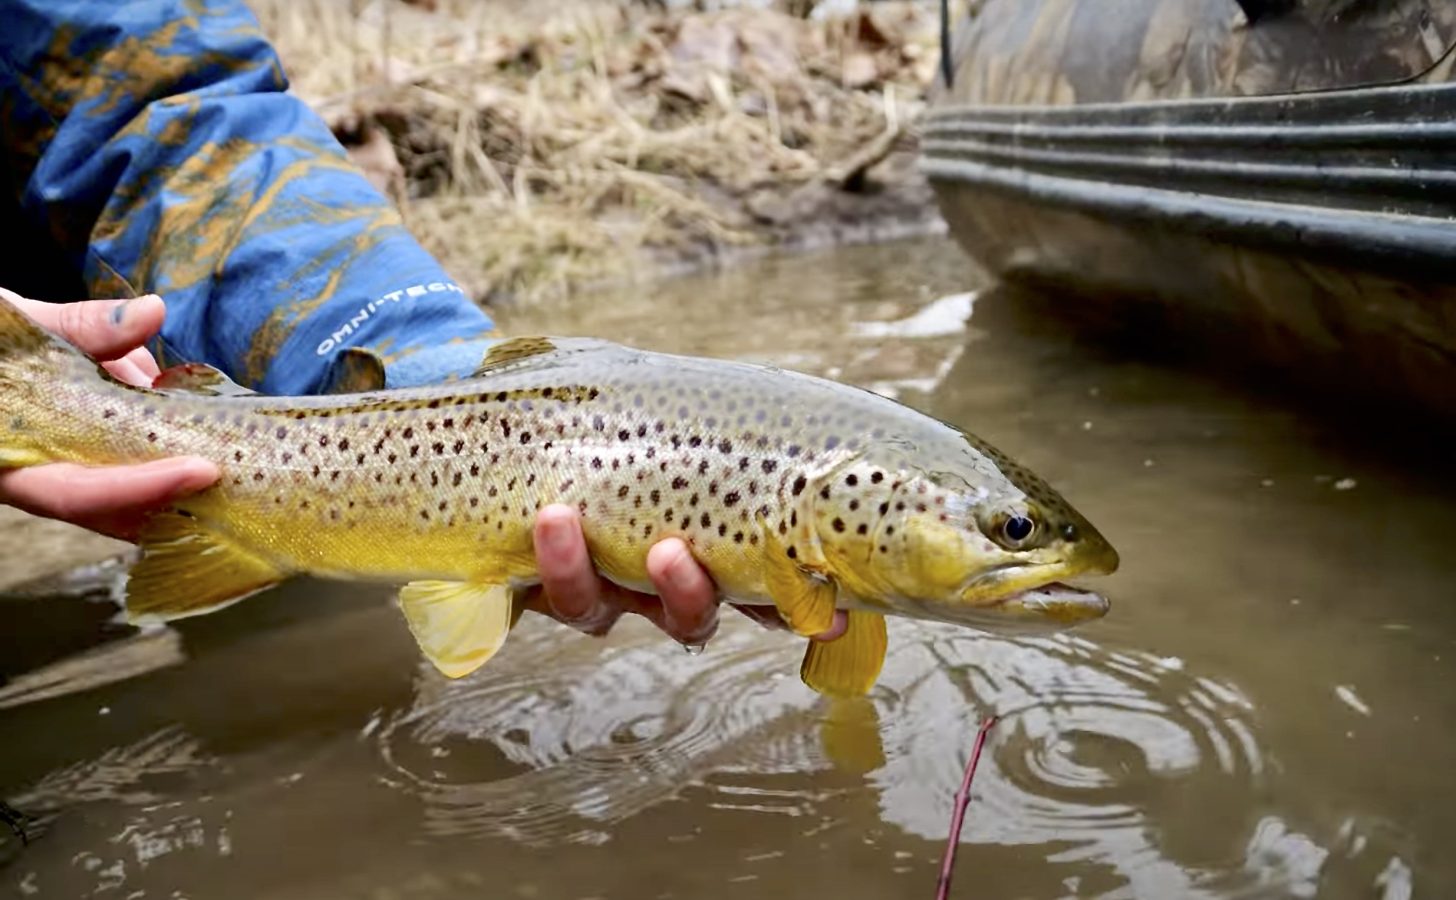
left=667, top=550, right=697, bottom=592
left=539, top=514, right=575, bottom=553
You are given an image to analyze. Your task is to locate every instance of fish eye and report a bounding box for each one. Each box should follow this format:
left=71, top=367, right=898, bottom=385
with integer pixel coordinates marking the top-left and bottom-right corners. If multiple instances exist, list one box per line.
left=1001, top=515, right=1035, bottom=545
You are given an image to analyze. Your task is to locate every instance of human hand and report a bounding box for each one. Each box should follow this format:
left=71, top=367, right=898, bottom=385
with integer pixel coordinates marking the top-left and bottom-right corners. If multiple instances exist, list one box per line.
left=0, top=290, right=219, bottom=541
left=523, top=504, right=848, bottom=648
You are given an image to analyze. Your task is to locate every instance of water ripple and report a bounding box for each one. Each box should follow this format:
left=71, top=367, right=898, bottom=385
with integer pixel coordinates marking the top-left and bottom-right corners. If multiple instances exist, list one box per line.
left=371, top=616, right=1392, bottom=895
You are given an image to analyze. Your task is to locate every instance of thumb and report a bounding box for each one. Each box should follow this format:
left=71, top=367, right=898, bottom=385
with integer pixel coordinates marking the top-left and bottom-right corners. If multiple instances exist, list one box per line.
left=2, top=292, right=166, bottom=361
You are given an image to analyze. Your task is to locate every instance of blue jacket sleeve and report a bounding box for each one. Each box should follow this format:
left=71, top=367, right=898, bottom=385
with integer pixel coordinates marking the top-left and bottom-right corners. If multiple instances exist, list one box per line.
left=0, top=0, right=499, bottom=393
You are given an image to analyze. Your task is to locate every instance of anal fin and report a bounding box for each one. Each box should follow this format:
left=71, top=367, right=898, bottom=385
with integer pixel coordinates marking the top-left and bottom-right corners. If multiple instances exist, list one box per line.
left=125, top=512, right=285, bottom=623
left=800, top=610, right=887, bottom=697
left=398, top=580, right=523, bottom=678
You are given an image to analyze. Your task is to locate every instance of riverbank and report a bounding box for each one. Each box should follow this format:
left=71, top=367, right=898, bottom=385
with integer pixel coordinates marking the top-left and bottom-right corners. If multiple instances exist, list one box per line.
left=248, top=0, right=948, bottom=306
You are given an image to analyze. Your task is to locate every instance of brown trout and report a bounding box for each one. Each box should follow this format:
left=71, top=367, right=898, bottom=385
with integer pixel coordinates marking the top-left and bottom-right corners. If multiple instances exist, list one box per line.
left=0, top=299, right=1118, bottom=696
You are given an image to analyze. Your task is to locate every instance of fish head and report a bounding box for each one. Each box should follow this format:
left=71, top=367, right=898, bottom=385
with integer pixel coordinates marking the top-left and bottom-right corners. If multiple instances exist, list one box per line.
left=815, top=436, right=1118, bottom=631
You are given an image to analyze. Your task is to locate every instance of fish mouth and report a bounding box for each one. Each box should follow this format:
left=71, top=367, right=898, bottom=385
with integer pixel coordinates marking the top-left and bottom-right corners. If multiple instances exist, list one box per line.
left=984, top=581, right=1110, bottom=626
left=947, top=563, right=1112, bottom=628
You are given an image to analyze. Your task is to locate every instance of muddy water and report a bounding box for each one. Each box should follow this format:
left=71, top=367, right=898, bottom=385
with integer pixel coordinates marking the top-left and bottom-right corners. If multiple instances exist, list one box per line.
left=3, top=236, right=1454, bottom=899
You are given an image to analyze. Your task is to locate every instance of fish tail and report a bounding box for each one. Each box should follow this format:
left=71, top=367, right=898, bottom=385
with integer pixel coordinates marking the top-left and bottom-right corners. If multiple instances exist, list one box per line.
left=0, top=295, right=100, bottom=468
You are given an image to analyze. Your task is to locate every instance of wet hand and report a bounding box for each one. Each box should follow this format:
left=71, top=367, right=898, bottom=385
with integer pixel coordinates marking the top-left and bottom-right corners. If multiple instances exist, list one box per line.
left=0, top=290, right=219, bottom=541
left=524, top=504, right=847, bottom=646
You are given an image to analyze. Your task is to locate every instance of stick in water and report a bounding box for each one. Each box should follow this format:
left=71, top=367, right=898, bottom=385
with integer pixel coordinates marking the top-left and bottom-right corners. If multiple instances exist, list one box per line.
left=934, top=716, right=998, bottom=900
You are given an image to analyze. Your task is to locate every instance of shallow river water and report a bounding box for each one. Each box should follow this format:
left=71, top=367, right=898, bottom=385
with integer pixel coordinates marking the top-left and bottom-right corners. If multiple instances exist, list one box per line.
left=2, top=237, right=1454, bottom=899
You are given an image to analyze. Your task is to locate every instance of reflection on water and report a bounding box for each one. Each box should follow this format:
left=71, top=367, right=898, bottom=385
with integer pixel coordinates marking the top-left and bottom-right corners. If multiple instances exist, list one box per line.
left=374, top=613, right=1297, bottom=897
left=2, top=237, right=1452, bottom=898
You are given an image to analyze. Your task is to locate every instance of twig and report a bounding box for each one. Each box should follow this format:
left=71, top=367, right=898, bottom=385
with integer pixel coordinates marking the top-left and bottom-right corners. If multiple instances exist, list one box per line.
left=934, top=716, right=997, bottom=900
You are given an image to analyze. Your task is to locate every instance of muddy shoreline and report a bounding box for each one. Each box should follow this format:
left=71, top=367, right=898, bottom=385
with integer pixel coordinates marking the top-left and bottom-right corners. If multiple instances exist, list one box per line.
left=251, top=0, right=949, bottom=305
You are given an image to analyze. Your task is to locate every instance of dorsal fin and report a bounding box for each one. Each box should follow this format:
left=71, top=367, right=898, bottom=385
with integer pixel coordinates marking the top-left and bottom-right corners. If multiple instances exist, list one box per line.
left=324, top=347, right=388, bottom=394
left=151, top=363, right=257, bottom=396
left=472, top=337, right=560, bottom=376
left=469, top=336, right=623, bottom=379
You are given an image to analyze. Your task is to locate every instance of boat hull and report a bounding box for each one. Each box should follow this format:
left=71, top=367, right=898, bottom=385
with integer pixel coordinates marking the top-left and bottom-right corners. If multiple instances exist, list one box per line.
left=923, top=0, right=1456, bottom=416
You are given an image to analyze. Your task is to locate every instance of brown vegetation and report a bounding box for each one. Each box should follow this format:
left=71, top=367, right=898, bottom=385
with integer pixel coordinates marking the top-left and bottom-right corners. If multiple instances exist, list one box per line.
left=247, top=0, right=946, bottom=305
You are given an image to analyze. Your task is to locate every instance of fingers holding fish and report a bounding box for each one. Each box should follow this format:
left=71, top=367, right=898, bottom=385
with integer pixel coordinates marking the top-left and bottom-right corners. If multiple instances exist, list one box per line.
left=646, top=537, right=719, bottom=647
left=0, top=457, right=219, bottom=541
left=528, top=505, right=721, bottom=646
left=0, top=290, right=165, bottom=380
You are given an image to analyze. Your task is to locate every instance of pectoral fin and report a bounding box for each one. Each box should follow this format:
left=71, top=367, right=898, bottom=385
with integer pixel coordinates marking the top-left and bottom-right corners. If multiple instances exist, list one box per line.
left=759, top=521, right=837, bottom=636
left=398, top=580, right=523, bottom=678
left=800, top=610, right=887, bottom=697
left=125, top=512, right=285, bottom=622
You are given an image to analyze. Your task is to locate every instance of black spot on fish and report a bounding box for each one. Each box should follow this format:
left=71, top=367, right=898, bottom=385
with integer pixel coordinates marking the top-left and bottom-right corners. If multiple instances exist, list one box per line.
left=432, top=442, right=445, bottom=454
left=410, top=446, right=420, bottom=458
left=253, top=472, right=264, bottom=481
left=709, top=481, right=719, bottom=496
left=338, top=438, right=350, bottom=451
left=234, top=451, right=243, bottom=462
left=791, top=476, right=807, bottom=495
left=275, top=427, right=287, bottom=439
left=618, top=429, right=630, bottom=441
left=452, top=472, right=462, bottom=487
left=846, top=474, right=858, bottom=487
left=723, top=490, right=740, bottom=507
left=849, top=499, right=860, bottom=511
left=832, top=518, right=845, bottom=532
left=650, top=489, right=661, bottom=505
left=454, top=440, right=465, bottom=452
left=733, top=531, right=744, bottom=543
left=618, top=485, right=629, bottom=499
left=313, top=465, right=321, bottom=478
left=593, top=416, right=605, bottom=431
left=688, top=436, right=702, bottom=448
left=403, top=427, right=413, bottom=439
left=719, top=440, right=732, bottom=454
left=786, top=546, right=797, bottom=559
left=671, top=476, right=688, bottom=490
left=786, top=444, right=800, bottom=457
left=820, top=486, right=831, bottom=500
left=761, top=459, right=777, bottom=474
left=738, top=458, right=750, bottom=471
left=637, top=424, right=647, bottom=438
left=471, top=463, right=481, bottom=477
left=791, top=510, right=798, bottom=527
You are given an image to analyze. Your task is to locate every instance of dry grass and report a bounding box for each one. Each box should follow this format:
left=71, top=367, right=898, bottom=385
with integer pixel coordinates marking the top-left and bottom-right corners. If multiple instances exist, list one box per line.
left=247, top=0, right=943, bottom=304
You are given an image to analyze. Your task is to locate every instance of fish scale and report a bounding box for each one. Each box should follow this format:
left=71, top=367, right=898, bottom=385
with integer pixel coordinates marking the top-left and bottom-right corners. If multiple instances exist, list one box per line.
left=0, top=303, right=1118, bottom=696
